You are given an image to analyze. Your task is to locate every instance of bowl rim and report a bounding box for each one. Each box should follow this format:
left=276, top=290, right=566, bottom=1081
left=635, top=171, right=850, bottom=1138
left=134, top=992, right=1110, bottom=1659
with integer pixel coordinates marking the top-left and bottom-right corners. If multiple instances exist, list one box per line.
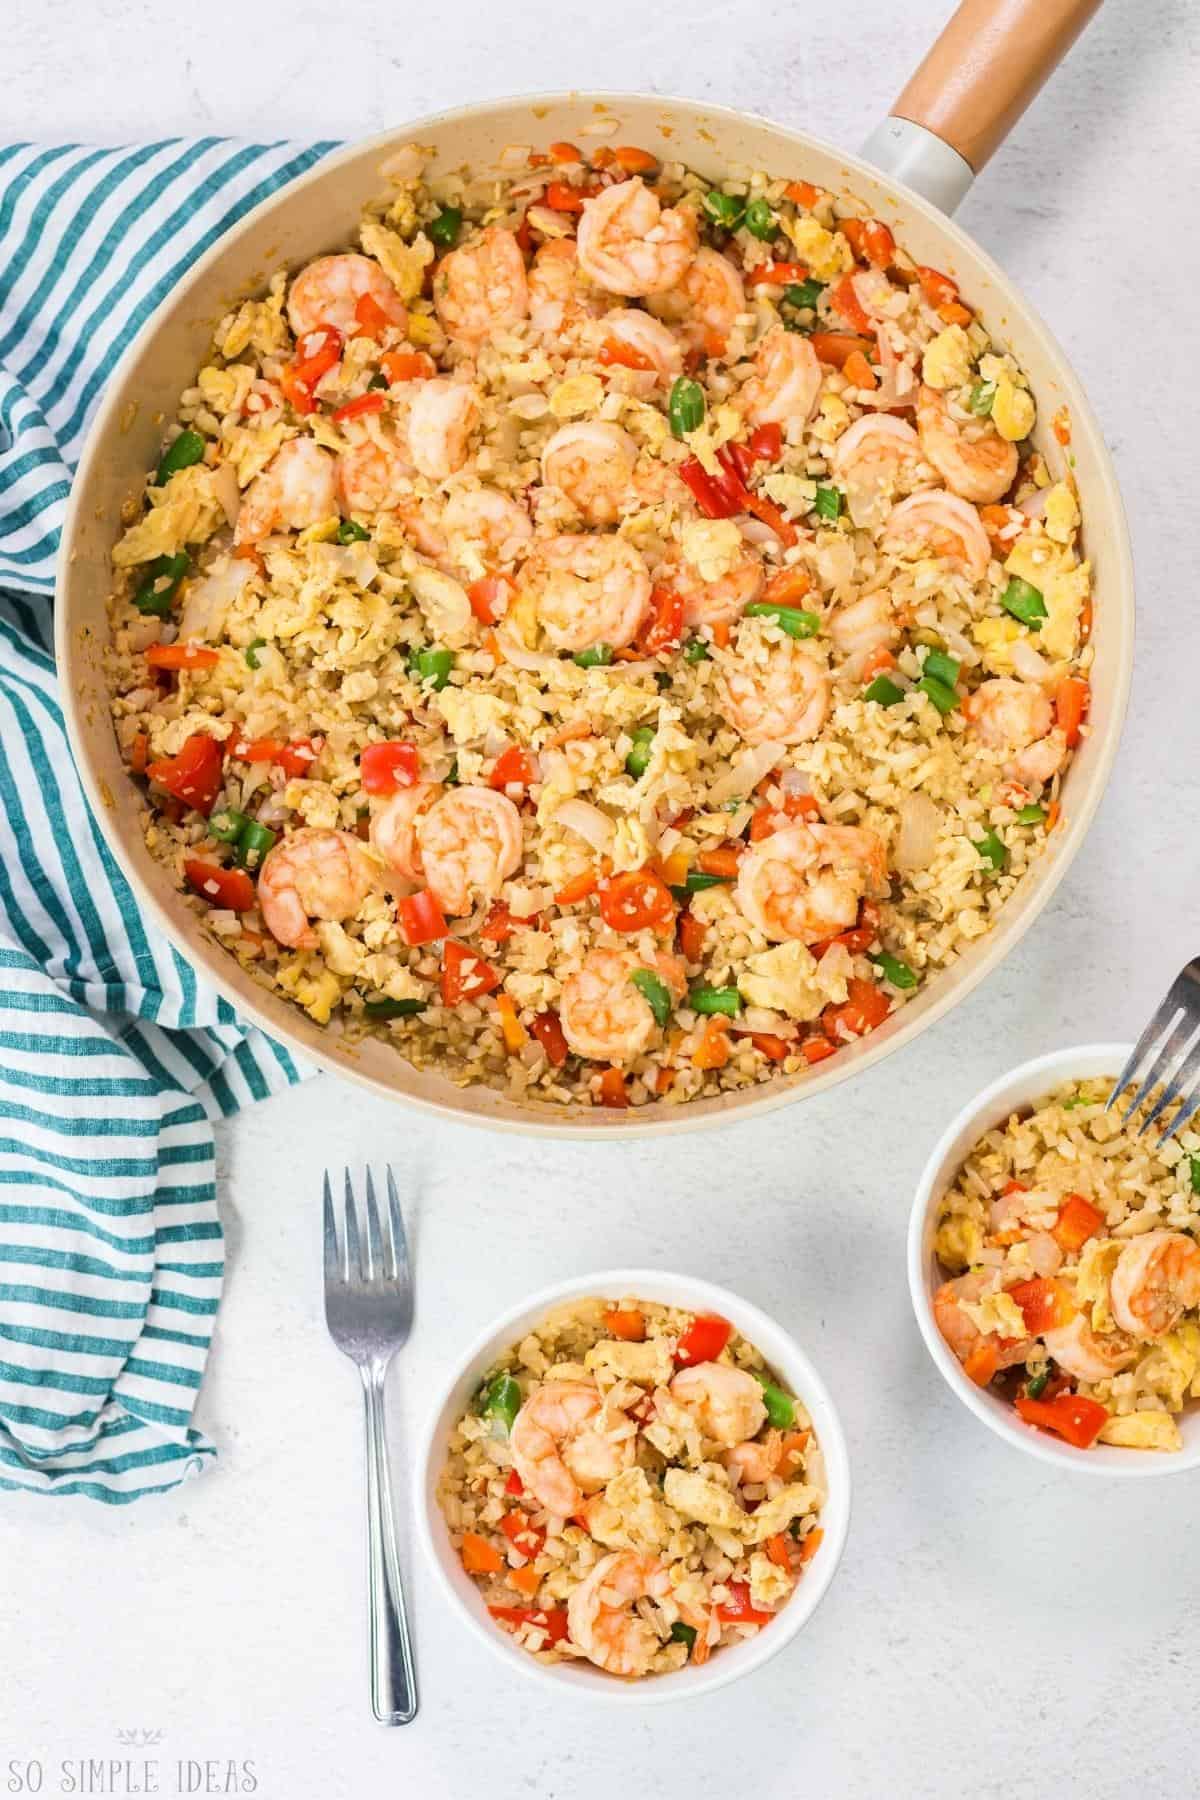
left=412, top=1265, right=853, bottom=1702
left=55, top=90, right=1137, bottom=1137
left=908, top=1040, right=1200, bottom=1478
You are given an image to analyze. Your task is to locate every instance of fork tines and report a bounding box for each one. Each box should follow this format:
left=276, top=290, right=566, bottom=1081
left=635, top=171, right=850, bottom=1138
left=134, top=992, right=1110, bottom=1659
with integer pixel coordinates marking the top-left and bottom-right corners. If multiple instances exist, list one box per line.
left=1108, top=960, right=1200, bottom=1143
left=324, top=1165, right=408, bottom=1286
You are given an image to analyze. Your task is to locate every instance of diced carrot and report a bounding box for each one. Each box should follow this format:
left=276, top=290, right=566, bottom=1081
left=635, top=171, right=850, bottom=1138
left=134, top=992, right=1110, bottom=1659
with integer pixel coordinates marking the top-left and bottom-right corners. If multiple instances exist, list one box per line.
left=938, top=300, right=973, bottom=327
left=1046, top=800, right=1061, bottom=832
left=737, top=1030, right=791, bottom=1064
left=1079, top=595, right=1093, bottom=645
left=798, top=1526, right=824, bottom=1564
left=604, top=1308, right=646, bottom=1342
left=765, top=1533, right=792, bottom=1571
left=1056, top=676, right=1089, bottom=748
left=839, top=217, right=866, bottom=256
left=711, top=621, right=731, bottom=649
left=760, top=564, right=813, bottom=608
left=861, top=219, right=895, bottom=269
left=590, top=146, right=615, bottom=170
left=614, top=145, right=659, bottom=174
left=1051, top=405, right=1072, bottom=446
left=381, top=348, right=434, bottom=384
left=145, top=643, right=219, bottom=671
left=822, top=976, right=890, bottom=1040
left=963, top=1340, right=1000, bottom=1387
left=861, top=647, right=896, bottom=680
left=461, top=1533, right=503, bottom=1574
left=548, top=140, right=582, bottom=162
left=495, top=992, right=527, bottom=1053
left=808, top=331, right=874, bottom=369
left=544, top=181, right=590, bottom=214
left=508, top=1563, right=541, bottom=1597
left=677, top=909, right=707, bottom=965
left=693, top=1017, right=731, bottom=1071
left=785, top=180, right=821, bottom=209
left=555, top=868, right=598, bottom=907
left=654, top=1067, right=675, bottom=1096
left=696, top=846, right=741, bottom=880
left=779, top=1429, right=810, bottom=1470
left=597, top=1067, right=628, bottom=1109
left=599, top=336, right=656, bottom=372
left=916, top=265, right=960, bottom=309
left=842, top=348, right=877, bottom=390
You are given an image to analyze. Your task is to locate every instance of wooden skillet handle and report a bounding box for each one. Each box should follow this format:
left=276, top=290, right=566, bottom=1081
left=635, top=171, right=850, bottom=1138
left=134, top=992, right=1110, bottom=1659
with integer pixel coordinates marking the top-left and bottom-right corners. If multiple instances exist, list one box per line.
left=892, top=0, right=1103, bottom=174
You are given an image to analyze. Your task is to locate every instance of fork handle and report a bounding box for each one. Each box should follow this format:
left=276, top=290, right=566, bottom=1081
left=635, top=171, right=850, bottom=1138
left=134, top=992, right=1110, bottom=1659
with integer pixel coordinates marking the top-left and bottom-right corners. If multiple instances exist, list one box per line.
left=362, top=1367, right=418, bottom=1724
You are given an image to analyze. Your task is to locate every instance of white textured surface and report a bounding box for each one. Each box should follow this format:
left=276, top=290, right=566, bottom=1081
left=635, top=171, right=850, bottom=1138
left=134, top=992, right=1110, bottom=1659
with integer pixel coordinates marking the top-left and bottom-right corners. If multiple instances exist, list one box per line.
left=4, top=2, right=1199, bottom=1794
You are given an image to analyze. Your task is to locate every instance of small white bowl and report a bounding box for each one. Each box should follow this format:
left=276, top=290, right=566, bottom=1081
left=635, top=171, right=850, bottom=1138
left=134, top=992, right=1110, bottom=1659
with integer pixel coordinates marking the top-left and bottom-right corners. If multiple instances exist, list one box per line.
left=909, top=1041, right=1200, bottom=1478
left=414, top=1268, right=852, bottom=1703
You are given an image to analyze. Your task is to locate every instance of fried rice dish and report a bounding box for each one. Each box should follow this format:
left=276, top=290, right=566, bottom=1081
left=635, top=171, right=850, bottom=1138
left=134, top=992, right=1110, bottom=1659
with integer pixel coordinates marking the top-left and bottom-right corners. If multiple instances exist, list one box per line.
left=105, top=138, right=1093, bottom=1108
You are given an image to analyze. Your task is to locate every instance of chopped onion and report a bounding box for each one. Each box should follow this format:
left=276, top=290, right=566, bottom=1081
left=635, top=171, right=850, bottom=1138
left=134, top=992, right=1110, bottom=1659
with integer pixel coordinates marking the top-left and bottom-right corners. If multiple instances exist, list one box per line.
left=176, top=556, right=254, bottom=644
left=740, top=1007, right=798, bottom=1038
left=556, top=798, right=615, bottom=853
left=894, top=792, right=941, bottom=873
left=380, top=143, right=427, bottom=182
left=211, top=462, right=240, bottom=527
left=408, top=564, right=470, bottom=646
left=496, top=625, right=559, bottom=674
left=708, top=741, right=784, bottom=805
left=1018, top=488, right=1050, bottom=520
left=779, top=767, right=812, bottom=795
left=1009, top=637, right=1052, bottom=683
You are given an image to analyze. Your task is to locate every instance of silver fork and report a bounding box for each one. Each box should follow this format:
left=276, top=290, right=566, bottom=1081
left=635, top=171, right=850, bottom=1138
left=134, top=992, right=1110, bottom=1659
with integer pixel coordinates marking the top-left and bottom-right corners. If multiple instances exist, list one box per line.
left=1108, top=959, right=1200, bottom=1142
left=323, top=1166, right=418, bottom=1725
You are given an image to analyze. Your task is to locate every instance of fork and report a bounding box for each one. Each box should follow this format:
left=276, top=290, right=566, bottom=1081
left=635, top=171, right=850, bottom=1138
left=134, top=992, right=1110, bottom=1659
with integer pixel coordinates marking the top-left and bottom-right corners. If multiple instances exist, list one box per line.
left=1108, top=960, right=1200, bottom=1142
left=323, top=1166, right=418, bottom=1725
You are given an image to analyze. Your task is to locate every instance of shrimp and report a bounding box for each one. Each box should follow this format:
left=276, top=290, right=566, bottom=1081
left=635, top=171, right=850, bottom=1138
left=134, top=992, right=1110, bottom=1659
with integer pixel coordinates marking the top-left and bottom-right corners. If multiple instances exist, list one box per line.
left=235, top=438, right=337, bottom=545
left=829, top=591, right=898, bottom=663
left=434, top=226, right=529, bottom=346
left=337, top=431, right=411, bottom=513
left=739, top=328, right=822, bottom=442
left=718, top=634, right=831, bottom=745
left=1041, top=1313, right=1135, bottom=1383
left=882, top=489, right=991, bottom=579
left=527, top=239, right=602, bottom=335
left=559, top=948, right=686, bottom=1063
left=963, top=678, right=1066, bottom=785
left=406, top=379, right=479, bottom=480
left=257, top=828, right=375, bottom=950
left=916, top=384, right=1019, bottom=506
left=370, top=781, right=441, bottom=882
left=597, top=307, right=683, bottom=382
left=441, top=487, right=533, bottom=566
left=416, top=785, right=523, bottom=916
left=735, top=821, right=888, bottom=944
left=540, top=422, right=638, bottom=526
left=509, top=1380, right=634, bottom=1517
left=287, top=253, right=406, bottom=339
left=575, top=178, right=698, bottom=298
left=566, top=1551, right=675, bottom=1677
left=830, top=415, right=931, bottom=525
left=646, top=246, right=746, bottom=352
left=660, top=546, right=763, bottom=628
left=726, top=1431, right=782, bottom=1486
left=932, top=1271, right=1032, bottom=1371
left=670, top=1362, right=767, bottom=1448
left=1110, top=1230, right=1200, bottom=1340
left=522, top=534, right=651, bottom=654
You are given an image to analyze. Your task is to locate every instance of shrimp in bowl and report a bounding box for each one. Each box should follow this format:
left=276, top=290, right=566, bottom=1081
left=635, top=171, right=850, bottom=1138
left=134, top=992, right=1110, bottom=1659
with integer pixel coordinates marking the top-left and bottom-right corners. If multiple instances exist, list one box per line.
left=423, top=1274, right=849, bottom=1692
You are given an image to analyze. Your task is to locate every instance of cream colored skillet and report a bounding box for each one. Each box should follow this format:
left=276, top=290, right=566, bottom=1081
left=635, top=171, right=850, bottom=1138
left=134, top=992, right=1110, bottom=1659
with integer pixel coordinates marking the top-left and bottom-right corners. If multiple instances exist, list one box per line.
left=57, top=0, right=1132, bottom=1137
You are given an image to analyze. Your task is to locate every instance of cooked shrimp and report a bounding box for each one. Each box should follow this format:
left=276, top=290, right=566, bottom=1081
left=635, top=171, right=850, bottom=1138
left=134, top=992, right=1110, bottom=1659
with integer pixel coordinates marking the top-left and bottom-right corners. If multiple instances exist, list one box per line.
left=441, top=486, right=532, bottom=566
left=566, top=1551, right=674, bottom=1677
left=829, top=591, right=897, bottom=663
left=370, top=781, right=441, bottom=882
left=406, top=378, right=479, bottom=480
left=1110, top=1230, right=1200, bottom=1340
left=523, top=534, right=651, bottom=653
left=932, top=1271, right=1032, bottom=1370
left=509, top=1380, right=634, bottom=1517
left=830, top=415, right=930, bottom=525
left=434, top=226, right=529, bottom=346
left=416, top=785, right=523, bottom=916
left=964, top=678, right=1066, bottom=784
left=575, top=178, right=698, bottom=298
left=646, top=246, right=745, bottom=351
left=235, top=438, right=337, bottom=545
left=540, top=421, right=639, bottom=526
left=257, top=828, right=375, bottom=950
left=559, top=948, right=686, bottom=1063
left=1041, top=1313, right=1135, bottom=1382
left=527, top=239, right=602, bottom=335
left=718, top=634, right=831, bottom=745
left=739, top=328, right=821, bottom=441
left=661, top=546, right=763, bottom=628
left=670, top=1362, right=767, bottom=1448
left=735, top=821, right=887, bottom=944
left=597, top=307, right=683, bottom=381
left=882, top=489, right=991, bottom=579
left=337, top=431, right=411, bottom=513
left=916, top=384, right=1019, bottom=506
left=726, top=1431, right=782, bottom=1485
left=287, top=253, right=406, bottom=339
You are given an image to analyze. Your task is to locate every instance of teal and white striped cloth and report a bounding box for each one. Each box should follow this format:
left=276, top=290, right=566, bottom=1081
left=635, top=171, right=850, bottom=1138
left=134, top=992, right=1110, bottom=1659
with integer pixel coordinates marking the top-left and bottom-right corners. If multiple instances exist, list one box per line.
left=0, top=139, right=336, bottom=1502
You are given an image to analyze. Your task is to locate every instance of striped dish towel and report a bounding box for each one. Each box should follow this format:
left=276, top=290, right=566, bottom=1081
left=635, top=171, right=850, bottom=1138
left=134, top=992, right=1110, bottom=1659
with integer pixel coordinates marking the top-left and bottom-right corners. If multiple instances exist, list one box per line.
left=0, top=139, right=336, bottom=1502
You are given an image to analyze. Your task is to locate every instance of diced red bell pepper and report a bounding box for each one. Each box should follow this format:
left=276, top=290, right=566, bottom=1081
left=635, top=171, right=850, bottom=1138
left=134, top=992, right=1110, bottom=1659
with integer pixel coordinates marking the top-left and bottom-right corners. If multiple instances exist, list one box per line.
left=747, top=422, right=783, bottom=463
left=467, top=573, right=514, bottom=625
left=677, top=908, right=707, bottom=964
left=822, top=977, right=890, bottom=1040
left=603, top=1308, right=646, bottom=1342
left=499, top=1508, right=545, bottom=1559
left=1014, top=1391, right=1108, bottom=1450
left=1056, top=676, right=1089, bottom=748
left=1007, top=1276, right=1076, bottom=1336
left=397, top=889, right=448, bottom=946
left=830, top=899, right=880, bottom=957
left=440, top=939, right=501, bottom=1006
left=678, top=456, right=740, bottom=520
left=1053, top=1193, right=1105, bottom=1253
left=830, top=273, right=873, bottom=333
left=280, top=324, right=343, bottom=415
left=860, top=219, right=896, bottom=269
left=598, top=336, right=656, bottom=372
left=749, top=792, right=820, bottom=841
left=489, top=745, right=537, bottom=792
left=744, top=260, right=810, bottom=287
left=711, top=446, right=797, bottom=546
left=144, top=643, right=219, bottom=671
left=808, top=331, right=874, bottom=369
left=352, top=292, right=398, bottom=339
left=360, top=740, right=419, bottom=795
left=597, top=868, right=675, bottom=934
left=381, top=348, right=435, bottom=384
left=736, top=1029, right=791, bottom=1063
left=637, top=584, right=685, bottom=656
left=801, top=1035, right=837, bottom=1065
left=504, top=1468, right=525, bottom=1496
left=596, top=1067, right=628, bottom=1109
left=331, top=391, right=385, bottom=424
left=227, top=733, right=321, bottom=779
left=145, top=733, right=224, bottom=816
left=916, top=265, right=961, bottom=310
left=674, top=1312, right=731, bottom=1366
left=184, top=859, right=256, bottom=912
left=488, top=1605, right=570, bottom=1645
left=530, top=1009, right=569, bottom=1068
left=716, top=1582, right=775, bottom=1626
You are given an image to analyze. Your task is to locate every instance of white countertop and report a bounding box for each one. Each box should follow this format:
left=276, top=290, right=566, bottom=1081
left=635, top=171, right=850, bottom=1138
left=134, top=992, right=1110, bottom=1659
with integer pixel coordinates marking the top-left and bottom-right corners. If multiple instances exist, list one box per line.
left=4, top=2, right=1199, bottom=1794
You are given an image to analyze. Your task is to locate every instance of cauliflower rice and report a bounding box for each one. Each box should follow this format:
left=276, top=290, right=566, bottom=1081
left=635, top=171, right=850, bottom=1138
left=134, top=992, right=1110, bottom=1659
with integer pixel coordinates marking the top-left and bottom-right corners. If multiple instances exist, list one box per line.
left=104, top=139, right=1094, bottom=1109
left=933, top=1079, right=1200, bottom=1452
left=437, top=1296, right=824, bottom=1678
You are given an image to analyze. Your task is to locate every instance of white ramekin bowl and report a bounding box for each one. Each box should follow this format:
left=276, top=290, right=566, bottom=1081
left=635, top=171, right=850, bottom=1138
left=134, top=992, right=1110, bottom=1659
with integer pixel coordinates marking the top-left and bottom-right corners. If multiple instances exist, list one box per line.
left=414, top=1268, right=852, bottom=1702
left=909, top=1041, right=1200, bottom=1478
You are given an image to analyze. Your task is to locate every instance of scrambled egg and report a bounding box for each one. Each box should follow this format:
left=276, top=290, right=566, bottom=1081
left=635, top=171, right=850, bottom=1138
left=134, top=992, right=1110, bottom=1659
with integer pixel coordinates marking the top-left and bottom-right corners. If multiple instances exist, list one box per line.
left=585, top=1468, right=674, bottom=1553
left=585, top=1336, right=674, bottom=1387
left=214, top=271, right=289, bottom=360
left=921, top=324, right=974, bottom=391
left=358, top=218, right=433, bottom=301
left=662, top=1467, right=748, bottom=1536
left=408, top=564, right=472, bottom=646
left=276, top=959, right=342, bottom=1025
left=1043, top=481, right=1080, bottom=546
left=681, top=517, right=743, bottom=581
left=435, top=687, right=510, bottom=745
left=961, top=1288, right=1027, bottom=1341
left=749, top=1551, right=793, bottom=1612
left=197, top=363, right=254, bottom=417
left=933, top=1209, right=985, bottom=1272
left=744, top=1482, right=820, bottom=1543
left=991, top=375, right=1036, bottom=443
left=549, top=373, right=605, bottom=420
left=1097, top=1412, right=1182, bottom=1453
left=112, top=465, right=226, bottom=566
left=783, top=214, right=853, bottom=281
left=1074, top=1237, right=1123, bottom=1333
left=737, top=941, right=826, bottom=1022
left=1004, top=531, right=1090, bottom=661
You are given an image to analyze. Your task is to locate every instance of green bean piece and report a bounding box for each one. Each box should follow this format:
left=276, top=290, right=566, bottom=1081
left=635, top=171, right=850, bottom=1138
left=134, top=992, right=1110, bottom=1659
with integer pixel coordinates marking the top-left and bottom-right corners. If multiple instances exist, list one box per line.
left=1024, top=1368, right=1050, bottom=1400
left=683, top=637, right=711, bottom=663
left=922, top=649, right=961, bottom=688
left=1015, top=803, right=1046, bottom=825
left=154, top=428, right=205, bottom=486
left=245, top=638, right=266, bottom=669
left=869, top=951, right=917, bottom=990
left=1001, top=576, right=1048, bottom=630
left=337, top=518, right=370, bottom=543
left=410, top=647, right=455, bottom=690
left=743, top=602, right=821, bottom=639
left=208, top=809, right=250, bottom=845
left=428, top=206, right=463, bottom=248
left=683, top=869, right=731, bottom=892
left=668, top=376, right=705, bottom=438
left=813, top=485, right=843, bottom=521
left=478, top=1372, right=522, bottom=1434
left=625, top=726, right=655, bottom=778
left=969, top=380, right=996, bottom=417
left=689, top=985, right=742, bottom=1016
left=744, top=198, right=776, bottom=240
left=918, top=673, right=959, bottom=716
left=702, top=191, right=746, bottom=232
left=363, top=996, right=425, bottom=1020
left=133, top=551, right=190, bottom=617
left=574, top=643, right=614, bottom=669
left=784, top=278, right=825, bottom=311
left=630, top=968, right=673, bottom=1028
left=1190, top=1155, right=1200, bottom=1196
left=973, top=829, right=1007, bottom=873
left=864, top=675, right=905, bottom=707
left=754, top=1373, right=796, bottom=1429
left=670, top=1621, right=697, bottom=1652
left=236, top=820, right=277, bottom=871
